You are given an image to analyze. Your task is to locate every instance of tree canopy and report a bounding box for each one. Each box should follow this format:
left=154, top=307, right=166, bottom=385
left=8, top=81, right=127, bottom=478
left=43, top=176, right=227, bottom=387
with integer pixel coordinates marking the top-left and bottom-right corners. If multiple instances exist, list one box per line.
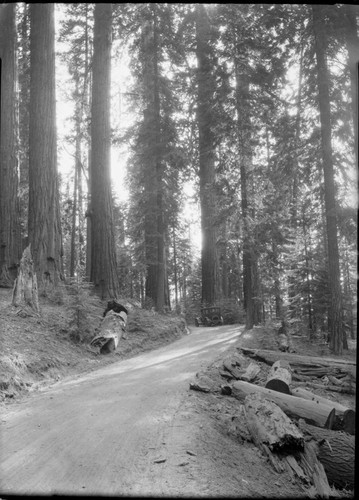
left=0, top=3, right=357, bottom=354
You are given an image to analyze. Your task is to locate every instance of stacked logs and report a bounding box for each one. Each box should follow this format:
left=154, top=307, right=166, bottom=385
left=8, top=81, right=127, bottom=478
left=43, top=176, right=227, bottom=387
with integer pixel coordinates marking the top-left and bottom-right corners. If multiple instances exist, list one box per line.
left=190, top=346, right=356, bottom=495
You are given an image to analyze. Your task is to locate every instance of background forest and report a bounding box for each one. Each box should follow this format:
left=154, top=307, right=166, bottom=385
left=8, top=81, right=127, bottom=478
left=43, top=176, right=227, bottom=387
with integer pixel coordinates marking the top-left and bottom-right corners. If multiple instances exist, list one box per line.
left=0, top=4, right=357, bottom=355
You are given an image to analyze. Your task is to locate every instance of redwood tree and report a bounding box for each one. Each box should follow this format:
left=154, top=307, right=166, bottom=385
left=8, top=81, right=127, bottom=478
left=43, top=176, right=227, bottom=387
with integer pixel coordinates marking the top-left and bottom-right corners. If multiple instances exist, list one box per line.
left=312, top=5, right=344, bottom=354
left=0, top=4, right=22, bottom=286
left=196, top=4, right=219, bottom=306
left=89, top=3, right=119, bottom=298
left=28, top=4, right=63, bottom=289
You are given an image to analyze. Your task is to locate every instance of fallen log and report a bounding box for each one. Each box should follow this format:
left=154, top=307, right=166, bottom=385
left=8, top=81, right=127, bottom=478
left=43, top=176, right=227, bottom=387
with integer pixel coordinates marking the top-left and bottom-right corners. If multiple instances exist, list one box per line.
left=90, top=310, right=126, bottom=354
left=231, top=380, right=346, bottom=428
left=291, top=380, right=356, bottom=395
left=298, top=419, right=355, bottom=490
left=265, top=360, right=292, bottom=394
left=244, top=393, right=304, bottom=452
left=238, top=348, right=356, bottom=373
left=291, top=387, right=349, bottom=413
left=291, top=387, right=355, bottom=434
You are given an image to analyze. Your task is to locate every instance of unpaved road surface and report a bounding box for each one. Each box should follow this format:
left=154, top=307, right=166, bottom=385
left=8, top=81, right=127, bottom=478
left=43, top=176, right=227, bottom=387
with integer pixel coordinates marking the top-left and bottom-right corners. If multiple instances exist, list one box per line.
left=1, top=325, right=247, bottom=496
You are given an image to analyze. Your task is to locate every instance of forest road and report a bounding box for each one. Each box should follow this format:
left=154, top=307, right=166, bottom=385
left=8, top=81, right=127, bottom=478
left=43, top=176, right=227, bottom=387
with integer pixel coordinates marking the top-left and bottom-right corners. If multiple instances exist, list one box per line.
left=0, top=324, right=247, bottom=496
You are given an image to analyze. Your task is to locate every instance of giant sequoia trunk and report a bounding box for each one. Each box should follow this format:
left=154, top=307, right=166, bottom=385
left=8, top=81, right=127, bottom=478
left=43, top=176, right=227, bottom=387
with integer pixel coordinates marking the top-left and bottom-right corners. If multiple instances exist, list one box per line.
left=28, top=4, right=63, bottom=290
left=196, top=5, right=219, bottom=306
left=343, top=5, right=359, bottom=168
left=233, top=27, right=260, bottom=329
left=141, top=9, right=167, bottom=312
left=0, top=4, right=22, bottom=286
left=89, top=3, right=119, bottom=299
left=312, top=5, right=344, bottom=355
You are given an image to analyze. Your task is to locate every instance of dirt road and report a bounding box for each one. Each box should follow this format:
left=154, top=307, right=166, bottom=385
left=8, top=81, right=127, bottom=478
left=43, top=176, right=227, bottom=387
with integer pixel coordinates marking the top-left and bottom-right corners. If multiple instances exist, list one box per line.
left=1, top=325, right=248, bottom=495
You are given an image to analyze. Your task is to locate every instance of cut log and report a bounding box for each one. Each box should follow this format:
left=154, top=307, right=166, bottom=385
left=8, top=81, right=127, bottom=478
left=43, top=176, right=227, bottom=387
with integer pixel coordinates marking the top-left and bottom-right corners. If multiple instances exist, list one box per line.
left=238, top=348, right=356, bottom=368
left=231, top=380, right=346, bottom=428
left=12, top=245, right=40, bottom=314
left=292, top=380, right=356, bottom=395
left=243, top=393, right=304, bottom=452
left=239, top=362, right=261, bottom=382
left=238, top=348, right=356, bottom=380
left=265, top=360, right=292, bottom=394
left=291, top=387, right=349, bottom=414
left=90, top=310, right=126, bottom=354
left=298, top=419, right=355, bottom=490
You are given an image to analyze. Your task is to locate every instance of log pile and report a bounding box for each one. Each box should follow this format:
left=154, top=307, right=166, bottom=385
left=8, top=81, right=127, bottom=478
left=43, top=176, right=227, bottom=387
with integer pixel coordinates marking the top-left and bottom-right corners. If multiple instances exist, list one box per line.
left=238, top=347, right=356, bottom=394
left=298, top=419, right=355, bottom=490
left=213, top=347, right=356, bottom=495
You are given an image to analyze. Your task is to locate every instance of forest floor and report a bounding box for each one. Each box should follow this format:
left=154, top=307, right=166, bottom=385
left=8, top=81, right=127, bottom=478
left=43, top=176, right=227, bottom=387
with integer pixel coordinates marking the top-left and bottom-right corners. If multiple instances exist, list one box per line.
left=0, top=286, right=356, bottom=497
left=0, top=287, right=188, bottom=403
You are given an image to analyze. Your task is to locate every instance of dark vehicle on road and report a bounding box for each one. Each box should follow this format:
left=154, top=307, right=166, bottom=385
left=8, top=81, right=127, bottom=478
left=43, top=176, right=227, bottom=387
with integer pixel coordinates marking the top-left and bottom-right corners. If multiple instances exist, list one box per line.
left=195, top=307, right=224, bottom=327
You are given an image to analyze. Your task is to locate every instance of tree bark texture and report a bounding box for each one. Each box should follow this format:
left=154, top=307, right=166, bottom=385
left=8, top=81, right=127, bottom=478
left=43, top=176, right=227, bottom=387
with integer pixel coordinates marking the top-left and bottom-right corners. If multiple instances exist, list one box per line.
left=312, top=5, right=344, bottom=355
left=28, top=4, right=63, bottom=291
left=90, top=3, right=119, bottom=299
left=298, top=419, right=355, bottom=490
left=343, top=5, right=359, bottom=168
left=244, top=393, right=304, bottom=452
left=0, top=4, right=22, bottom=286
left=196, top=4, right=219, bottom=306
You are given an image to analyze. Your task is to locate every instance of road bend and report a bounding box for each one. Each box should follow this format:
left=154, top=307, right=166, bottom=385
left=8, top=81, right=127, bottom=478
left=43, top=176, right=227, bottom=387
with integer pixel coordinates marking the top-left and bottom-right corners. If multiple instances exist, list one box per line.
left=0, top=324, right=243, bottom=495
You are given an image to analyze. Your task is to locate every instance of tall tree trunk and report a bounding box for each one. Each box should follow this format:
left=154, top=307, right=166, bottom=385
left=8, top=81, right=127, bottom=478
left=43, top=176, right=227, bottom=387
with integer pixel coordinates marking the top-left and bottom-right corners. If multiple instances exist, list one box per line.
left=173, top=227, right=179, bottom=309
left=141, top=7, right=167, bottom=312
left=17, top=3, right=30, bottom=243
left=0, top=4, right=22, bottom=286
left=343, top=5, right=359, bottom=168
left=312, top=5, right=343, bottom=354
left=142, top=18, right=159, bottom=309
left=89, top=3, right=119, bottom=298
left=196, top=4, right=219, bottom=306
left=153, top=8, right=166, bottom=312
left=234, top=52, right=259, bottom=329
left=28, top=4, right=63, bottom=291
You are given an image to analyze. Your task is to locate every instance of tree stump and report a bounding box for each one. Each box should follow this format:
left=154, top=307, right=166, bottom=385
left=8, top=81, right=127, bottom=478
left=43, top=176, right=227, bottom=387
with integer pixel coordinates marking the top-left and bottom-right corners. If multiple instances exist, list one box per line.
left=12, top=245, right=40, bottom=314
left=265, top=360, right=292, bottom=394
